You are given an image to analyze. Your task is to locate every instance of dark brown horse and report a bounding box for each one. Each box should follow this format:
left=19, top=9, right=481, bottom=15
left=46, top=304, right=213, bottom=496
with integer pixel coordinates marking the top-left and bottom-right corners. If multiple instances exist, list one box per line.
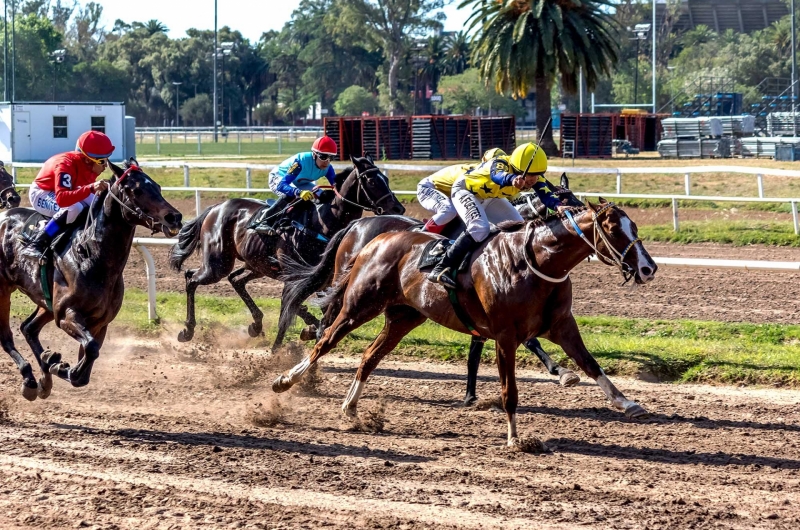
left=0, top=161, right=21, bottom=210
left=168, top=155, right=404, bottom=347
left=273, top=200, right=657, bottom=447
left=278, top=175, right=585, bottom=402
left=0, top=160, right=182, bottom=400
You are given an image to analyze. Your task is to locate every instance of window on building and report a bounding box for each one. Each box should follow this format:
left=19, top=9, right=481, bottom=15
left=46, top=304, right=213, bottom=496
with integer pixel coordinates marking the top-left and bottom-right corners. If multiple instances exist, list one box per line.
left=91, top=116, right=105, bottom=133
left=53, top=116, right=68, bottom=138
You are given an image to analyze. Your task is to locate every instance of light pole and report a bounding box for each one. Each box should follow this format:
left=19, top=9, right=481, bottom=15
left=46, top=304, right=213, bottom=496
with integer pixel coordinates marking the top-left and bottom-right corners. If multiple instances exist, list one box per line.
left=219, top=42, right=233, bottom=126
left=630, top=23, right=651, bottom=105
left=49, top=49, right=66, bottom=101
left=213, top=0, right=218, bottom=141
left=173, top=81, right=182, bottom=127
left=3, top=0, right=7, bottom=101
left=792, top=0, right=797, bottom=136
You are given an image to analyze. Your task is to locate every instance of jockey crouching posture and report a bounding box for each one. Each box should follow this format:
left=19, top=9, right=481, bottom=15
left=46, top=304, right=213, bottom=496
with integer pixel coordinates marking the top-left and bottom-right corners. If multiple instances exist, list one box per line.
left=417, top=147, right=506, bottom=234
left=428, top=142, right=568, bottom=289
left=21, top=131, right=114, bottom=260
left=251, top=136, right=338, bottom=236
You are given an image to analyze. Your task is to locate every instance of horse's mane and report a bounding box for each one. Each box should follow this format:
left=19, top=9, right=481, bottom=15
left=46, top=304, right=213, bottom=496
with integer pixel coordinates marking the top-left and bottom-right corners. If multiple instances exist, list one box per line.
left=333, top=166, right=352, bottom=190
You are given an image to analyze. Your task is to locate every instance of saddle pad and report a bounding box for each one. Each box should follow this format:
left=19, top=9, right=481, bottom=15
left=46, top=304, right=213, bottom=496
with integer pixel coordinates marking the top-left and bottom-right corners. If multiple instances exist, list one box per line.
left=246, top=199, right=277, bottom=228
left=19, top=211, right=85, bottom=255
left=418, top=239, right=451, bottom=270
left=19, top=212, right=48, bottom=243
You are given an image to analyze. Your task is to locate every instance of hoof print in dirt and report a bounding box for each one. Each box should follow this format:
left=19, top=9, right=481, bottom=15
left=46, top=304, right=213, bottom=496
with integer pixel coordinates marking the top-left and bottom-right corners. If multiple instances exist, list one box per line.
left=509, top=437, right=549, bottom=454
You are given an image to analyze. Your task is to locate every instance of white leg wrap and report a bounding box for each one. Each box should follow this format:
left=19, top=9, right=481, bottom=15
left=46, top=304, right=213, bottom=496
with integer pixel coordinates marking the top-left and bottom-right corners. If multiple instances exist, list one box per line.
left=596, top=374, right=638, bottom=411
left=507, top=413, right=518, bottom=444
left=288, top=357, right=312, bottom=384
left=342, top=379, right=365, bottom=415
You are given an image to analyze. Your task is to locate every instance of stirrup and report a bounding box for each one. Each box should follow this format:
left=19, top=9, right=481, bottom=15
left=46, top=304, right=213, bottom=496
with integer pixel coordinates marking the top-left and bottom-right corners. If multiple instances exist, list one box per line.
left=428, top=266, right=457, bottom=289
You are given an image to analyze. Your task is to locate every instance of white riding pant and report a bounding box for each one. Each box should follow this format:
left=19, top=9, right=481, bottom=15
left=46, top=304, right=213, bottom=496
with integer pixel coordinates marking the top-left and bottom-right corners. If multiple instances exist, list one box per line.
left=417, top=178, right=457, bottom=226
left=268, top=172, right=289, bottom=199
left=451, top=178, right=522, bottom=242
left=29, top=184, right=95, bottom=224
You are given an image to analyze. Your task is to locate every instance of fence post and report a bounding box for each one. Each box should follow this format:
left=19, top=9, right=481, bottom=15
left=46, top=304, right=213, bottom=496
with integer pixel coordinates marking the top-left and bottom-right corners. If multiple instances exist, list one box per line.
left=183, top=164, right=190, bottom=187
left=278, top=133, right=282, bottom=155
left=156, top=132, right=160, bottom=155
left=246, top=168, right=252, bottom=188
left=616, top=170, right=622, bottom=194
left=793, top=201, right=799, bottom=236
left=11, top=165, right=17, bottom=183
left=684, top=173, right=691, bottom=196
left=197, top=132, right=201, bottom=154
left=195, top=190, right=202, bottom=217
left=238, top=132, right=241, bottom=155
left=672, top=198, right=680, bottom=232
left=757, top=173, right=764, bottom=198
left=134, top=244, right=159, bottom=323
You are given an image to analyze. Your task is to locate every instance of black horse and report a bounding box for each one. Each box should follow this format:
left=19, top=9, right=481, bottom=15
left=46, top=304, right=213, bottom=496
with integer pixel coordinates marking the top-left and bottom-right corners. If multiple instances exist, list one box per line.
left=279, top=174, right=585, bottom=404
left=169, top=155, right=405, bottom=349
left=0, top=162, right=21, bottom=210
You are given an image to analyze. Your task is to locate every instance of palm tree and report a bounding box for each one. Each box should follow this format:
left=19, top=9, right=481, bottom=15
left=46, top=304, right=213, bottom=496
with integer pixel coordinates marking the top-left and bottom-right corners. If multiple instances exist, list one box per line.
left=462, top=0, right=619, bottom=155
left=444, top=31, right=470, bottom=75
left=139, top=19, right=169, bottom=36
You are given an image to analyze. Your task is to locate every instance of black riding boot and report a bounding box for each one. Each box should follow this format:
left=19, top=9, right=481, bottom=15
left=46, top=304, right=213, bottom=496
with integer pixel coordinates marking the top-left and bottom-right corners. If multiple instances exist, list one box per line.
left=20, top=229, right=56, bottom=261
left=428, top=232, right=478, bottom=289
left=252, top=195, right=292, bottom=236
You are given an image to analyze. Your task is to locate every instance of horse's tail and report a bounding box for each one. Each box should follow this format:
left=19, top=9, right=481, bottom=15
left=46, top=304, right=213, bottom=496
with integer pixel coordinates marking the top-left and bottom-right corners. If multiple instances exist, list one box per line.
left=278, top=222, right=354, bottom=332
left=169, top=206, right=213, bottom=272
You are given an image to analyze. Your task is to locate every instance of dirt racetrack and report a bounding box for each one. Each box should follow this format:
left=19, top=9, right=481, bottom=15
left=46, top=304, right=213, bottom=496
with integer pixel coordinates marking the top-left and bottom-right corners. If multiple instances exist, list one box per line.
left=0, top=332, right=799, bottom=529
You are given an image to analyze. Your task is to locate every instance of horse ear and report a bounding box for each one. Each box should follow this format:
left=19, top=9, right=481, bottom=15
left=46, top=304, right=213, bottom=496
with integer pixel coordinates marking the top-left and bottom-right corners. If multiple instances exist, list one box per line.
left=586, top=200, right=598, bottom=212
left=366, top=153, right=374, bottom=165
left=107, top=160, right=123, bottom=179
left=560, top=173, right=569, bottom=189
left=129, top=157, right=139, bottom=167
left=598, top=197, right=608, bottom=205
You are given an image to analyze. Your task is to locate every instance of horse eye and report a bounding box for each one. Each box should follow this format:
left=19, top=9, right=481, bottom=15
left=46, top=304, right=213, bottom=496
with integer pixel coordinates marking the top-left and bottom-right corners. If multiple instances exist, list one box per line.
left=133, top=188, right=143, bottom=197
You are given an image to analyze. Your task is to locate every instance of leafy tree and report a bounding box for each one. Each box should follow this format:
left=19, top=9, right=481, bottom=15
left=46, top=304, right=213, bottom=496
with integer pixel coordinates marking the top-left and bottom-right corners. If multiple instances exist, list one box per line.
left=443, top=30, right=469, bottom=75
left=180, top=94, right=213, bottom=125
left=334, top=85, right=378, bottom=115
left=463, top=0, right=619, bottom=154
left=438, top=68, right=523, bottom=117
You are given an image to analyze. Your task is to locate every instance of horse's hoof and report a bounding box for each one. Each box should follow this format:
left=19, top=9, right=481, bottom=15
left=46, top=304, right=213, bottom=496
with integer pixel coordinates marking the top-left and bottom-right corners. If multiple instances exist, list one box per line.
left=272, top=375, right=293, bottom=393
left=342, top=406, right=358, bottom=419
left=177, top=329, right=193, bottom=343
left=37, top=375, right=53, bottom=399
left=21, top=382, right=38, bottom=401
left=49, top=362, right=70, bottom=379
left=247, top=322, right=262, bottom=338
left=508, top=436, right=549, bottom=453
left=463, top=395, right=478, bottom=407
left=624, top=403, right=650, bottom=420
left=41, top=350, right=61, bottom=367
left=559, top=371, right=581, bottom=387
left=299, top=325, right=317, bottom=342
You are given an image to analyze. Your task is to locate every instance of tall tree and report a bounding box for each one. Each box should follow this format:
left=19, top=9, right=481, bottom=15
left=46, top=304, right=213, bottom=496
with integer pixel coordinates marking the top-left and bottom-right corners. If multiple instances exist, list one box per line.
left=340, top=0, right=445, bottom=114
left=464, top=0, right=619, bottom=154
left=443, top=30, right=469, bottom=75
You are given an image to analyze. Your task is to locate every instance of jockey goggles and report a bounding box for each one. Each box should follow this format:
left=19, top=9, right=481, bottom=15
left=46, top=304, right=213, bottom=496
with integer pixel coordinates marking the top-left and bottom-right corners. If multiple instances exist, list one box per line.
left=312, top=150, right=334, bottom=161
left=79, top=148, right=109, bottom=165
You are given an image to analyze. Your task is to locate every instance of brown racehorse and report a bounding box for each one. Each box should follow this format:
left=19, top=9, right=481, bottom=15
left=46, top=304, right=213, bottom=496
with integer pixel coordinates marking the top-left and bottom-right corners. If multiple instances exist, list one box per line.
left=273, top=200, right=657, bottom=447
left=278, top=176, right=585, bottom=402
left=168, top=156, right=404, bottom=347
left=0, top=160, right=182, bottom=400
left=0, top=161, right=21, bottom=209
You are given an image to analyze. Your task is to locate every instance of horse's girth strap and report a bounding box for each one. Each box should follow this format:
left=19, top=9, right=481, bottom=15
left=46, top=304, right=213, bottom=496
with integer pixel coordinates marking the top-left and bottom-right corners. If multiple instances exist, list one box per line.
left=446, top=281, right=481, bottom=337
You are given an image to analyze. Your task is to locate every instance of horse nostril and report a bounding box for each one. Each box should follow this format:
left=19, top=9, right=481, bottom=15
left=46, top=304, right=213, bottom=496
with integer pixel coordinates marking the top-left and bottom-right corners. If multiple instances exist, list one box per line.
left=396, top=205, right=406, bottom=214
left=640, top=266, right=653, bottom=277
left=164, top=213, right=179, bottom=225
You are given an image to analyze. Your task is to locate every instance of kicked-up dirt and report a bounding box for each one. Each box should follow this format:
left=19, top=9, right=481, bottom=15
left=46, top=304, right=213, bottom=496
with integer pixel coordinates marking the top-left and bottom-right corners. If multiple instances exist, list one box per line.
left=0, top=331, right=798, bottom=529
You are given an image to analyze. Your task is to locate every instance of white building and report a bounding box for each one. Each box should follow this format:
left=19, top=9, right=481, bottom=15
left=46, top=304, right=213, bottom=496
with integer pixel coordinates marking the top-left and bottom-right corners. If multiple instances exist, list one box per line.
left=0, top=102, right=135, bottom=162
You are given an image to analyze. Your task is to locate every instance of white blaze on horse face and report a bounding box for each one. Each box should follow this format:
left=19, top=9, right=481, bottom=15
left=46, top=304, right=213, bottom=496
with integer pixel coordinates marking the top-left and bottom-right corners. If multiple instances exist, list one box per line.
left=619, top=216, right=651, bottom=277
left=342, top=378, right=365, bottom=415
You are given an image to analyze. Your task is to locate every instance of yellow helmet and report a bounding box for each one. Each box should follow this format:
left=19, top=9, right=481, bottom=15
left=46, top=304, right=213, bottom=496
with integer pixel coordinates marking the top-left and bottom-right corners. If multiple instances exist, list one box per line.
left=481, top=147, right=507, bottom=163
left=509, top=142, right=548, bottom=174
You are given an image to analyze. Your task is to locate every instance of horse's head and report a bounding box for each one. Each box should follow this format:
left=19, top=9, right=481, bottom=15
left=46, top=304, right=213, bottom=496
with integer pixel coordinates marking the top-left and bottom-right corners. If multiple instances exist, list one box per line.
left=587, top=198, right=657, bottom=284
left=0, top=161, right=21, bottom=209
left=337, top=155, right=405, bottom=215
left=514, top=173, right=583, bottom=219
left=108, top=159, right=183, bottom=237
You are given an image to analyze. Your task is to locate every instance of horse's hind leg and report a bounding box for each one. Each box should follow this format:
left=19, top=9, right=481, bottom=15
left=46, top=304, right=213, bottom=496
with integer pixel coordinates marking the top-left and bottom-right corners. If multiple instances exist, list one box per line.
left=53, top=313, right=106, bottom=388
left=178, top=253, right=235, bottom=342
left=495, top=334, right=523, bottom=447
left=20, top=307, right=56, bottom=399
left=464, top=336, right=487, bottom=406
left=342, top=306, right=426, bottom=418
left=548, top=314, right=647, bottom=419
left=0, top=288, right=38, bottom=400
left=523, top=337, right=580, bottom=387
left=228, top=268, right=265, bottom=338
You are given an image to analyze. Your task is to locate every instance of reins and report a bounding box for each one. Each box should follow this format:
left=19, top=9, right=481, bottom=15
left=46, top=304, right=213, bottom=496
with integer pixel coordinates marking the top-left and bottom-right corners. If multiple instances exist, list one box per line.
left=334, top=166, right=393, bottom=214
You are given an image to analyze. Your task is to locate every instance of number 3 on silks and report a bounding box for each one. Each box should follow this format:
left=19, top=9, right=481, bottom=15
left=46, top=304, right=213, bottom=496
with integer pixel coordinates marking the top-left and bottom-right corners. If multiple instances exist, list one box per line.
left=60, top=173, right=72, bottom=189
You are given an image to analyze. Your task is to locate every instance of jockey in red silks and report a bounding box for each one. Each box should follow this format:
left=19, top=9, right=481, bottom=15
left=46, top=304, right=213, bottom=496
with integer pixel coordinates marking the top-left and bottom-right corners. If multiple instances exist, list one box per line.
left=21, top=130, right=114, bottom=259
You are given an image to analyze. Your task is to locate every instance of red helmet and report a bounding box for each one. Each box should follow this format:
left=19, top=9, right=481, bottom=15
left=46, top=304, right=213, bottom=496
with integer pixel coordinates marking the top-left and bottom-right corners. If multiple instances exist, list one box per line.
left=311, top=136, right=337, bottom=156
left=76, top=131, right=115, bottom=159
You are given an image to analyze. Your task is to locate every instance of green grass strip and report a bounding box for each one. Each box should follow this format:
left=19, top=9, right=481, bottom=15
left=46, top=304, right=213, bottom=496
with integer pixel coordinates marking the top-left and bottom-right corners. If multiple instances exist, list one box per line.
left=640, top=220, right=800, bottom=246
left=11, top=290, right=799, bottom=388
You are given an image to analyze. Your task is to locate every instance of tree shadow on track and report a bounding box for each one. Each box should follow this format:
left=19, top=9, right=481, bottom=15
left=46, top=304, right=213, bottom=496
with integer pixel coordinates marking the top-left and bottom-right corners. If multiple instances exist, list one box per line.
left=544, top=437, right=800, bottom=469
left=518, top=405, right=800, bottom=433
left=48, top=423, right=435, bottom=463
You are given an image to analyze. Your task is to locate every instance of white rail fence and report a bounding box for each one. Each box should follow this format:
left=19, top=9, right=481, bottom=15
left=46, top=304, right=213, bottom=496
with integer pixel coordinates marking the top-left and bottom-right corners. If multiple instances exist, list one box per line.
left=130, top=236, right=800, bottom=322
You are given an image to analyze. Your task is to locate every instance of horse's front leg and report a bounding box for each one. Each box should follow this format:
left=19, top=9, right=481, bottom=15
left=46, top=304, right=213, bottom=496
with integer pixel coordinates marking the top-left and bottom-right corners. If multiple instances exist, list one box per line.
left=53, top=311, right=106, bottom=388
left=228, top=268, right=265, bottom=338
left=464, top=336, right=487, bottom=406
left=20, top=306, right=57, bottom=399
left=523, top=337, right=580, bottom=387
left=547, top=314, right=648, bottom=419
left=495, top=334, right=521, bottom=447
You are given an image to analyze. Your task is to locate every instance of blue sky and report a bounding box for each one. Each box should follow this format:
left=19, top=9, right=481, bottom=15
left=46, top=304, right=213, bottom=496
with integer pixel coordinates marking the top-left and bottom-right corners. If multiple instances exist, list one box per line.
left=94, top=0, right=472, bottom=42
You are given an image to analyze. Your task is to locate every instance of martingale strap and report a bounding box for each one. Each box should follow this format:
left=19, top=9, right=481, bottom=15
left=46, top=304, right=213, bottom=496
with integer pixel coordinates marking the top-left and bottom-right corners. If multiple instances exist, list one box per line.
left=39, top=262, right=53, bottom=312
left=445, top=273, right=481, bottom=337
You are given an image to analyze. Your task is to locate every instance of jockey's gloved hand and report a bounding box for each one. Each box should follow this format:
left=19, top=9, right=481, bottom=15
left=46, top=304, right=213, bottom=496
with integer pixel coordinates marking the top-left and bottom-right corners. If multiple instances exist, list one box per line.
left=298, top=190, right=315, bottom=201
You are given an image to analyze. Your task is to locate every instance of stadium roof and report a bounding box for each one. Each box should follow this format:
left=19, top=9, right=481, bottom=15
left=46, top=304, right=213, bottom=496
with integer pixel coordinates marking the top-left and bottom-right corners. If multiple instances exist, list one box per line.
left=658, top=0, right=789, bottom=34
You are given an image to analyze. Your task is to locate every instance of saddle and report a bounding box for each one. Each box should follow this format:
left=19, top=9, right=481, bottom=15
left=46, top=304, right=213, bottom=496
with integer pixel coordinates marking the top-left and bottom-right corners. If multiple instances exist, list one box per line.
left=417, top=239, right=472, bottom=274
left=18, top=212, right=82, bottom=256
left=246, top=198, right=277, bottom=228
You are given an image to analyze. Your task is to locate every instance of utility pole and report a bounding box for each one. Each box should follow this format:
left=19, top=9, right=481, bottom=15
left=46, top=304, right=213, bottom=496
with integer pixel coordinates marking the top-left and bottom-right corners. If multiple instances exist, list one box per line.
left=10, top=0, right=14, bottom=102
left=792, top=0, right=797, bottom=136
left=3, top=0, right=7, bottom=101
left=213, top=0, right=218, bottom=142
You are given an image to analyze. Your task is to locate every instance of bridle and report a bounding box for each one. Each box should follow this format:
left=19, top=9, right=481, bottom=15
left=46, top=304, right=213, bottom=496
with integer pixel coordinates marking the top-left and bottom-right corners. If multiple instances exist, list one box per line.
left=333, top=166, right=394, bottom=214
left=564, top=203, right=642, bottom=284
left=0, top=184, right=17, bottom=209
